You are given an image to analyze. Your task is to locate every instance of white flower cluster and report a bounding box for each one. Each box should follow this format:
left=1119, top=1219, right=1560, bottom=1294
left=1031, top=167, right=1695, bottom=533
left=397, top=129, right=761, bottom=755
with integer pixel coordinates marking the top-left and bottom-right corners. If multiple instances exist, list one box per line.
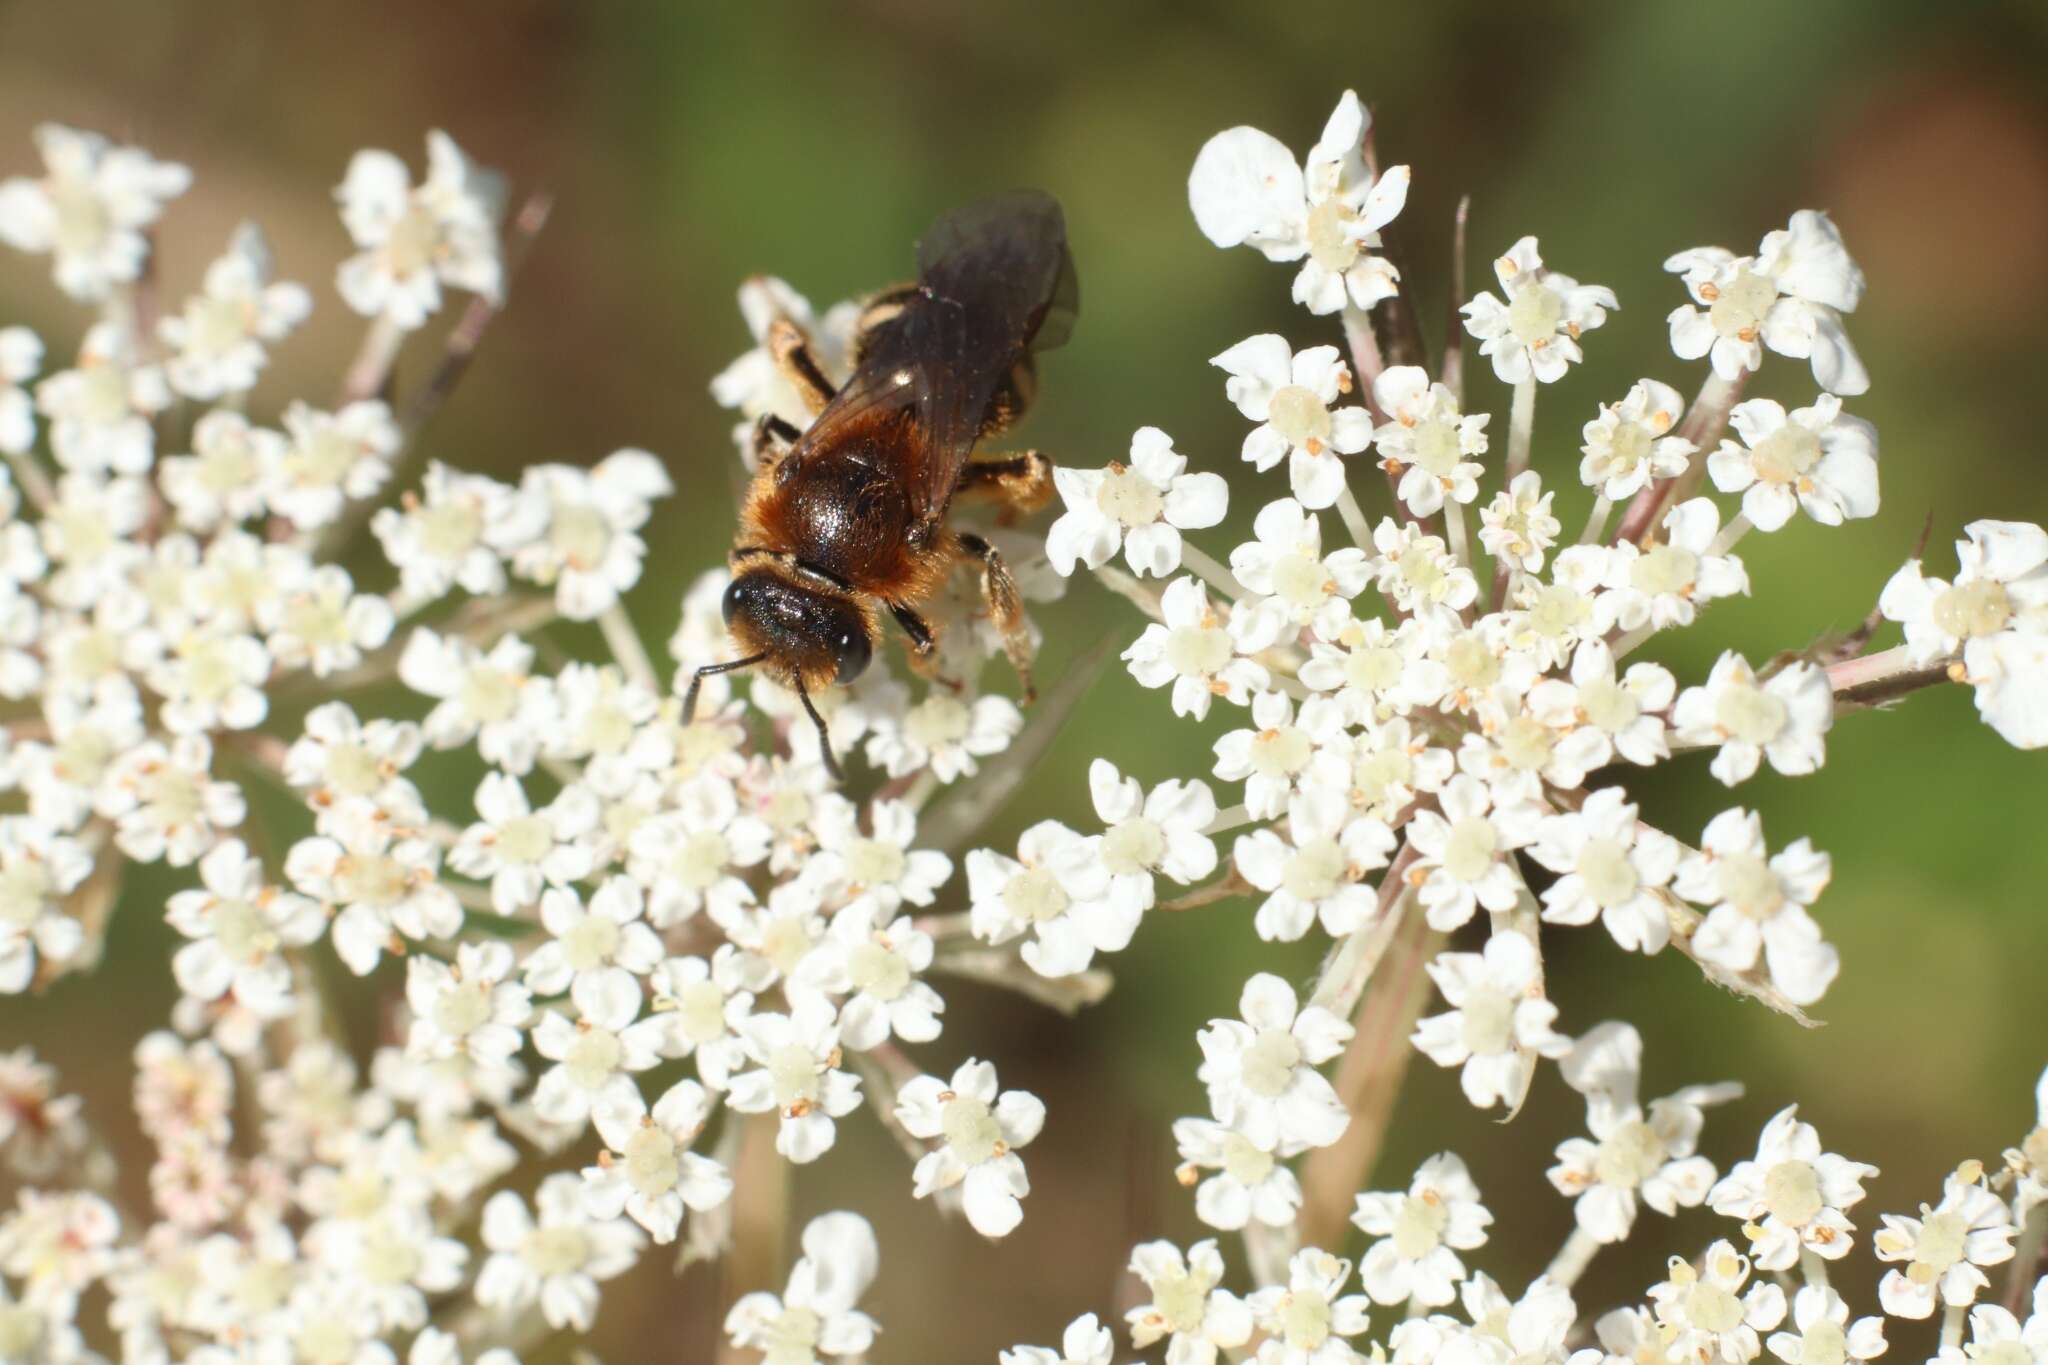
left=998, top=90, right=2048, bottom=1364
left=1, top=93, right=2044, bottom=1365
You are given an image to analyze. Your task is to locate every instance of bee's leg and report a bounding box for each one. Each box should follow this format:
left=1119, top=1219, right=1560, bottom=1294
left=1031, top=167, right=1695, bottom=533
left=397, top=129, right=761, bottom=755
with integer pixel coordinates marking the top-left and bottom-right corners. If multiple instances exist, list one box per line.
left=766, top=318, right=837, bottom=417
left=956, top=450, right=1055, bottom=526
left=888, top=600, right=962, bottom=691
left=749, top=413, right=803, bottom=468
left=957, top=532, right=1035, bottom=702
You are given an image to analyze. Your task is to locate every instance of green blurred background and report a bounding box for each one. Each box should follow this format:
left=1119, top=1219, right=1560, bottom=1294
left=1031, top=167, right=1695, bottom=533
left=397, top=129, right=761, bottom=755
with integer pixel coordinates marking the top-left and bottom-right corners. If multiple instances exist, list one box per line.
left=3, top=0, right=2046, bottom=1359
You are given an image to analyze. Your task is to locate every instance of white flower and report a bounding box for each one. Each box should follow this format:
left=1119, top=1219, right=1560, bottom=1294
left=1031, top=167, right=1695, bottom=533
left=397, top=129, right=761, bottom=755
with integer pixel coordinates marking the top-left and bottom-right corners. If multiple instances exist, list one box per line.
left=1479, top=470, right=1561, bottom=575
left=282, top=699, right=426, bottom=828
left=1188, top=89, right=1410, bottom=314
left=39, top=474, right=148, bottom=609
left=1927, top=1288, right=2048, bottom=1365
left=1579, top=379, right=1693, bottom=500
left=1126, top=1239, right=1254, bottom=1365
left=806, top=796, right=951, bottom=916
left=0, top=817, right=93, bottom=994
left=967, top=819, right=1120, bottom=977
left=1547, top=1022, right=1739, bottom=1243
left=336, top=129, right=504, bottom=329
left=647, top=950, right=753, bottom=1080
left=582, top=1078, right=733, bottom=1244
left=1601, top=496, right=1750, bottom=635
left=0, top=123, right=189, bottom=300
left=35, top=322, right=170, bottom=475
left=863, top=690, right=1022, bottom=782
left=628, top=779, right=770, bottom=926
left=476, top=1172, right=641, bottom=1332
left=1173, top=1116, right=1303, bottom=1231
left=520, top=878, right=662, bottom=1004
left=1234, top=789, right=1396, bottom=942
left=284, top=800, right=457, bottom=974
left=1403, top=773, right=1542, bottom=931
left=1527, top=787, right=1682, bottom=954
left=398, top=629, right=557, bottom=775
left=372, top=460, right=523, bottom=601
left=99, top=732, right=245, bottom=868
left=165, top=837, right=323, bottom=1015
left=2010, top=1066, right=2048, bottom=1221
left=1647, top=1241, right=1786, bottom=1365
left=1213, top=336, right=1372, bottom=508
left=506, top=450, right=672, bottom=620
left=1047, top=426, right=1229, bottom=577
left=449, top=771, right=598, bottom=915
left=1213, top=690, right=1345, bottom=820
left=404, top=940, right=530, bottom=1074
left=1673, top=651, right=1833, bottom=786
left=1873, top=1168, right=2015, bottom=1319
left=1460, top=236, right=1617, bottom=385
left=259, top=561, right=395, bottom=679
left=1332, top=714, right=1454, bottom=820
left=1374, top=366, right=1489, bottom=517
left=724, top=1212, right=879, bottom=1364
left=1527, top=639, right=1674, bottom=770
left=1438, top=1273, right=1581, bottom=1365
left=1198, top=973, right=1352, bottom=1150
left=1003, top=1313, right=1116, bottom=1365
left=139, top=626, right=272, bottom=735
left=1351, top=1153, right=1492, bottom=1308
left=1123, top=576, right=1270, bottom=720
left=0, top=326, right=42, bottom=456
left=1246, top=1249, right=1373, bottom=1365
left=1411, top=930, right=1570, bottom=1111
left=723, top=996, right=861, bottom=1164
left=1763, top=1286, right=1886, bottom=1365
left=897, top=1058, right=1044, bottom=1238
left=1372, top=518, right=1479, bottom=625
left=159, top=222, right=312, bottom=399
left=1087, top=759, right=1218, bottom=913
left=1674, top=808, right=1837, bottom=1006
left=1708, top=395, right=1879, bottom=532
left=158, top=410, right=286, bottom=532
left=791, top=902, right=943, bottom=1050
left=1665, top=210, right=1868, bottom=395
left=1709, top=1105, right=1876, bottom=1270
left=1229, top=498, right=1373, bottom=650
left=269, top=399, right=399, bottom=531
left=531, top=972, right=666, bottom=1128
left=1878, top=519, right=2048, bottom=749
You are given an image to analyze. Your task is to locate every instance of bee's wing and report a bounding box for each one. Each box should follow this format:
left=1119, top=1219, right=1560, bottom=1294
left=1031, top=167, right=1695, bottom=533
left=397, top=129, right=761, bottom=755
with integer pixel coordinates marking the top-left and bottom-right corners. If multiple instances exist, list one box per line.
left=781, top=192, right=1075, bottom=541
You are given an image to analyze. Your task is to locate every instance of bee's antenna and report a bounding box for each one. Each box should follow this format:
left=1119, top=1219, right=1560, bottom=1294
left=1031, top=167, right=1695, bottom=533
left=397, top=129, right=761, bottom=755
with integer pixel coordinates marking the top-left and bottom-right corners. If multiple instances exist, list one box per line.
left=681, top=653, right=767, bottom=724
left=791, top=670, right=844, bottom=784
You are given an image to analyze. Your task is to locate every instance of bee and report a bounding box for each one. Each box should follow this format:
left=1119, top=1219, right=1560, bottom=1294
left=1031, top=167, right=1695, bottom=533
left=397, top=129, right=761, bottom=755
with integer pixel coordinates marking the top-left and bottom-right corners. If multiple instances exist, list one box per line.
left=683, top=190, right=1078, bottom=779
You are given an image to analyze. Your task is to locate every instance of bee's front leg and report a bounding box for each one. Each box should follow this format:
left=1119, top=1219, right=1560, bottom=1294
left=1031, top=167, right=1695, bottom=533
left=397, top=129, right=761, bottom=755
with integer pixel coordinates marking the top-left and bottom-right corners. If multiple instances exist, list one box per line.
left=766, top=319, right=838, bottom=417
left=956, top=532, right=1035, bottom=703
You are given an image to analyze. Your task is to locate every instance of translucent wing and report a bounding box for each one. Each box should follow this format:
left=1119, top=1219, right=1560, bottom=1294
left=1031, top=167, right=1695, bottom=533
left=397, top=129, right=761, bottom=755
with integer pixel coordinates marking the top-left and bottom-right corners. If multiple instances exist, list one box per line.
left=782, top=191, right=1076, bottom=540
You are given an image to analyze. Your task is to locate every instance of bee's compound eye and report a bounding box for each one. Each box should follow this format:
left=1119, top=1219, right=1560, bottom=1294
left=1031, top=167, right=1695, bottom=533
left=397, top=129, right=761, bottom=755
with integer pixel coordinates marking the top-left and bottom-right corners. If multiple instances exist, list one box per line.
left=721, top=576, right=751, bottom=626
left=833, top=624, right=872, bottom=684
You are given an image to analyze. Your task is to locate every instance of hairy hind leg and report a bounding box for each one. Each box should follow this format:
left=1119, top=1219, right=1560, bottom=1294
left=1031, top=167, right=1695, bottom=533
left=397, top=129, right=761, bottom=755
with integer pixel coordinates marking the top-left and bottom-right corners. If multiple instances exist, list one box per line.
left=955, top=450, right=1054, bottom=525
left=957, top=532, right=1035, bottom=702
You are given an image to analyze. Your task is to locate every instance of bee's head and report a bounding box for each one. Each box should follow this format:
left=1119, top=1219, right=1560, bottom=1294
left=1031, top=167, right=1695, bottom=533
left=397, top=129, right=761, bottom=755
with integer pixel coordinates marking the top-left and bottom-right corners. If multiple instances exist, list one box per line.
left=721, top=566, right=873, bottom=689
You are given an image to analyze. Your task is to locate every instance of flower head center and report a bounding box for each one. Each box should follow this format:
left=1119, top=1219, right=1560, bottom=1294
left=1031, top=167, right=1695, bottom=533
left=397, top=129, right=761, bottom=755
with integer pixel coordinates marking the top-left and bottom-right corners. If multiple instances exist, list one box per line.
left=550, top=504, right=612, bottom=571
left=847, top=939, right=910, bottom=1001
left=524, top=1224, right=592, bottom=1276
left=1717, top=853, right=1785, bottom=921
left=1443, top=817, right=1499, bottom=884
left=1283, top=837, right=1347, bottom=905
left=495, top=813, right=553, bottom=866
left=562, top=912, right=622, bottom=970
left=1578, top=837, right=1641, bottom=908
left=1595, top=1118, right=1667, bottom=1189
left=1458, top=984, right=1515, bottom=1055
left=1392, top=1190, right=1450, bottom=1259
left=1165, top=623, right=1231, bottom=678
left=1269, top=386, right=1333, bottom=451
left=1716, top=683, right=1788, bottom=745
left=941, top=1093, right=1004, bottom=1164
left=766, top=1043, right=821, bottom=1108
left=1096, top=464, right=1165, bottom=528
left=564, top=1026, right=623, bottom=1089
left=1709, top=267, right=1778, bottom=338
left=1762, top=1158, right=1824, bottom=1226
left=1306, top=197, right=1362, bottom=272
left=1751, top=426, right=1822, bottom=486
left=1506, top=282, right=1565, bottom=345
left=1102, top=817, right=1165, bottom=876
left=1932, top=579, right=2012, bottom=640
left=904, top=696, right=970, bottom=749
left=1241, top=1026, right=1303, bottom=1097
left=1004, top=865, right=1070, bottom=924
left=623, top=1124, right=681, bottom=1197
left=1220, top=1131, right=1275, bottom=1186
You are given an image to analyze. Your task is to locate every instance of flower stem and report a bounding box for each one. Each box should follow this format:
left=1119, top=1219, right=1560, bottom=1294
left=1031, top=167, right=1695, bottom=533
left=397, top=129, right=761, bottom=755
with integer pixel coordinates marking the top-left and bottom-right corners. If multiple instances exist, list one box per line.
left=1544, top=1227, right=1603, bottom=1289
left=717, top=1115, right=790, bottom=1365
left=1578, top=493, right=1612, bottom=546
left=1179, top=541, right=1242, bottom=601
left=2003, top=1198, right=2047, bottom=1312
left=599, top=602, right=660, bottom=693
left=1297, top=864, right=1443, bottom=1251
left=1504, top=378, right=1537, bottom=486
left=1335, top=484, right=1375, bottom=552
left=1939, top=1302, right=1967, bottom=1352
left=1799, top=1247, right=1831, bottom=1291
left=338, top=314, right=406, bottom=407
